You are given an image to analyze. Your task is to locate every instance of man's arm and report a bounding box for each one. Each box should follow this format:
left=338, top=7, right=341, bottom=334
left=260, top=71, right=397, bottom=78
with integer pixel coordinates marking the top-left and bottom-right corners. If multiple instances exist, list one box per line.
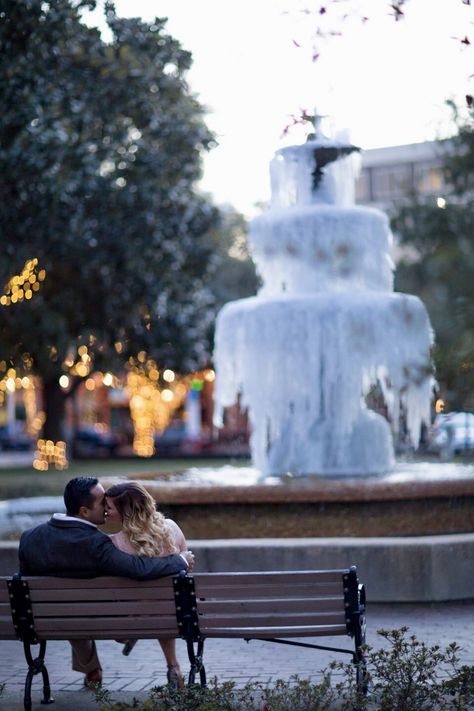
left=95, top=535, right=190, bottom=580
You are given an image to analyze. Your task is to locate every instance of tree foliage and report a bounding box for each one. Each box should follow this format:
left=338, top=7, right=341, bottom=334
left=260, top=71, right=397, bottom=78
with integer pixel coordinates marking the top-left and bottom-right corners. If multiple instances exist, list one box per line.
left=0, top=0, right=219, bottom=439
left=393, top=106, right=474, bottom=410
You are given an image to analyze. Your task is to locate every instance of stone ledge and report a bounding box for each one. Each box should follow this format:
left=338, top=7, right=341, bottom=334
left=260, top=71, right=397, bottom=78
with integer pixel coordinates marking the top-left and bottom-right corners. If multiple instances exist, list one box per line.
left=1, top=534, right=472, bottom=603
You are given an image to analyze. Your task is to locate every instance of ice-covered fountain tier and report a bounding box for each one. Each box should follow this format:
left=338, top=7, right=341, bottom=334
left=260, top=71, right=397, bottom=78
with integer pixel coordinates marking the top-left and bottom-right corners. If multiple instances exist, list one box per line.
left=213, top=135, right=434, bottom=476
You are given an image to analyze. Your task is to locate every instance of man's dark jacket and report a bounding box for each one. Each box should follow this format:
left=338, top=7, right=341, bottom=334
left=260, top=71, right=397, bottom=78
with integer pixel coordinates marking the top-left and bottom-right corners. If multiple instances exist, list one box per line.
left=19, top=517, right=186, bottom=579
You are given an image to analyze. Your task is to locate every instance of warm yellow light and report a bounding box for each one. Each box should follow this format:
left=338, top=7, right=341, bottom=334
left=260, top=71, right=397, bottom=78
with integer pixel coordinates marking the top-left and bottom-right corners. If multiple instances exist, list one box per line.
left=85, top=378, right=95, bottom=391
left=59, top=375, right=69, bottom=389
left=0, top=296, right=7, bottom=306
left=78, top=345, right=88, bottom=356
left=25, top=290, right=33, bottom=300
left=435, top=398, right=445, bottom=414
left=161, top=388, right=173, bottom=402
left=34, top=438, right=68, bottom=471
left=103, top=372, right=114, bottom=387
left=163, top=369, right=175, bottom=383
left=137, top=351, right=147, bottom=363
left=75, top=363, right=89, bottom=377
left=38, top=269, right=46, bottom=281
left=6, top=378, right=16, bottom=392
left=21, top=377, right=30, bottom=388
left=114, top=342, right=123, bottom=354
left=204, top=369, right=216, bottom=382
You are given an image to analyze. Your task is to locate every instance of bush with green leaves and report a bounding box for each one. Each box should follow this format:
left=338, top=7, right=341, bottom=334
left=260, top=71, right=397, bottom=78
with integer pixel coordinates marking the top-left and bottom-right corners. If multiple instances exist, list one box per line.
left=90, top=628, right=474, bottom=710
left=333, top=626, right=474, bottom=711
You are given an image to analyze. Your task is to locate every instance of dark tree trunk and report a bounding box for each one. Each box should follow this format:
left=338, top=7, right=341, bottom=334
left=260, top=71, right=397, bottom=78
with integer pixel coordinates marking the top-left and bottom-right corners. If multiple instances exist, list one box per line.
left=42, top=376, right=66, bottom=442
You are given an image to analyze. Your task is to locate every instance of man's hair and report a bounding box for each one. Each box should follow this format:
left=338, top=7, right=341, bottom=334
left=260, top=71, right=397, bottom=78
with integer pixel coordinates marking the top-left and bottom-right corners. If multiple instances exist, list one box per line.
left=64, top=477, right=99, bottom=516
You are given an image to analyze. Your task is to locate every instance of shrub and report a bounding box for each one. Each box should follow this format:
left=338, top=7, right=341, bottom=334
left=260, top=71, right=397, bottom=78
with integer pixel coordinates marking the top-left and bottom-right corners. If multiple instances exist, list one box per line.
left=93, top=628, right=474, bottom=711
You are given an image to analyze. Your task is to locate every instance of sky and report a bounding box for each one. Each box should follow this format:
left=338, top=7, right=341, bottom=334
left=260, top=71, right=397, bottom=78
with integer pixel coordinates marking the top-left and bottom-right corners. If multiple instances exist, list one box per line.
left=85, top=0, right=474, bottom=215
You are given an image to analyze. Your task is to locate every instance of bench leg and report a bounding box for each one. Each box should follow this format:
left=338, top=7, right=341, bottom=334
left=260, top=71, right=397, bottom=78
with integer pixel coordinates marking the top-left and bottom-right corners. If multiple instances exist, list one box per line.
left=22, top=640, right=55, bottom=711
left=355, top=648, right=368, bottom=696
left=352, top=602, right=368, bottom=698
left=186, top=638, right=206, bottom=687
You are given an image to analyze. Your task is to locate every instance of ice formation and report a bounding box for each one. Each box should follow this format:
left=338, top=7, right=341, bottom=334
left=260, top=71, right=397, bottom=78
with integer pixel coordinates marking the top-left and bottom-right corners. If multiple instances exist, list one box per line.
left=213, top=132, right=434, bottom=475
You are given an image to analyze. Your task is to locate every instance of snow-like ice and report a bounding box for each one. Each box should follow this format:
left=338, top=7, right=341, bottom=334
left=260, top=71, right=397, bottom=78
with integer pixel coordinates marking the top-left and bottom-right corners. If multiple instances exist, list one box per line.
left=213, top=134, right=434, bottom=475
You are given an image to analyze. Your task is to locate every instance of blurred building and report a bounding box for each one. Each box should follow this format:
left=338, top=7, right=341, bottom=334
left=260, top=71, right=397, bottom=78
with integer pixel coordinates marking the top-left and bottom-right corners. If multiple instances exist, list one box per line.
left=355, top=139, right=450, bottom=209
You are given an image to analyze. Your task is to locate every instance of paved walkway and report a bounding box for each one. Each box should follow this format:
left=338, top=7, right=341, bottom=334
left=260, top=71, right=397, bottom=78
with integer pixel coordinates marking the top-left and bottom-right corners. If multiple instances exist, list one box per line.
left=0, top=601, right=473, bottom=710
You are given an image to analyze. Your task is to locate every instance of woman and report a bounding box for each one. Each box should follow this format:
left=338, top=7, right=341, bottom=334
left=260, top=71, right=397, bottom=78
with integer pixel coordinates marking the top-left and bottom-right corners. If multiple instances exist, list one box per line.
left=105, top=481, right=186, bottom=689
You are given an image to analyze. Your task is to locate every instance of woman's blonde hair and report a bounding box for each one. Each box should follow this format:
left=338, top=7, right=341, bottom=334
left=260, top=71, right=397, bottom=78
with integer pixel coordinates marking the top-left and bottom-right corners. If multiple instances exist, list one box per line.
left=106, top=482, right=178, bottom=557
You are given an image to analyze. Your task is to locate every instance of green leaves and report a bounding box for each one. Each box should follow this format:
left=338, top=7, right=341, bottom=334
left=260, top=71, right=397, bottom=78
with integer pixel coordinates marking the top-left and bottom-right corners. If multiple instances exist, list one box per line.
left=0, top=0, right=219, bottom=381
left=392, top=106, right=474, bottom=410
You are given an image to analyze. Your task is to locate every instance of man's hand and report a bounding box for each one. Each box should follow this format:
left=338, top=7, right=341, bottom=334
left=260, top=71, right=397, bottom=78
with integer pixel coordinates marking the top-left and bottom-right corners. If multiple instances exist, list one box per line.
left=183, top=550, right=195, bottom=572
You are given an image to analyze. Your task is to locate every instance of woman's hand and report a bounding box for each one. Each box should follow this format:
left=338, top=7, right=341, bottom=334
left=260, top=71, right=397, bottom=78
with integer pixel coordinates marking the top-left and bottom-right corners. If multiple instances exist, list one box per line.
left=182, top=550, right=195, bottom=571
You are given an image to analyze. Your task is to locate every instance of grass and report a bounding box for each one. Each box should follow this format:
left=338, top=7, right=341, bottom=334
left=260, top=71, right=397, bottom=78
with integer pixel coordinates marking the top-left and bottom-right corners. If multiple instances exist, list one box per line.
left=0, top=457, right=249, bottom=500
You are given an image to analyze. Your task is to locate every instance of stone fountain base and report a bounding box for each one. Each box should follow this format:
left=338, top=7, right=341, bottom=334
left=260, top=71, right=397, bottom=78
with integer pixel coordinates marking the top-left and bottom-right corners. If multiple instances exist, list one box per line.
left=104, top=462, right=474, bottom=539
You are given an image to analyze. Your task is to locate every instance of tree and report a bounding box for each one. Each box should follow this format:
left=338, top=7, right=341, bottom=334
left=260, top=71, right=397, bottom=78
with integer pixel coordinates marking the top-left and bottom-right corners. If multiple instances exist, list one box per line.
left=209, top=206, right=260, bottom=312
left=393, top=105, right=474, bottom=410
left=0, top=0, right=219, bottom=446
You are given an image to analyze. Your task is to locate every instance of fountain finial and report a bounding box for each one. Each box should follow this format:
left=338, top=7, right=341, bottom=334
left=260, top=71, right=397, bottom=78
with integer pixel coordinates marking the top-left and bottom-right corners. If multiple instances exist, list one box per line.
left=305, top=109, right=328, bottom=141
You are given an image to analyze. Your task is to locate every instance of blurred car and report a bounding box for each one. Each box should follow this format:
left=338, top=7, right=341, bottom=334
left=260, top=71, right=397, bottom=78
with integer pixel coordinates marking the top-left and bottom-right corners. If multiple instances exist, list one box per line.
left=428, top=412, right=474, bottom=454
left=0, top=425, right=34, bottom=451
left=153, top=423, right=187, bottom=456
left=73, top=425, right=121, bottom=458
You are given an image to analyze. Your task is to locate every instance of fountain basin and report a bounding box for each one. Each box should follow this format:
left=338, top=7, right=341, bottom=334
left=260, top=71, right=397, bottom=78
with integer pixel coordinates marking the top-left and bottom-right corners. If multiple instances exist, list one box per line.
left=102, top=461, right=474, bottom=539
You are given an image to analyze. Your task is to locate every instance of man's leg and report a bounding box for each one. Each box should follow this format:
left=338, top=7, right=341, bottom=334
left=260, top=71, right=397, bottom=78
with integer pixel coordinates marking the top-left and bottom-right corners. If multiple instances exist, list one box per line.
left=70, top=640, right=102, bottom=674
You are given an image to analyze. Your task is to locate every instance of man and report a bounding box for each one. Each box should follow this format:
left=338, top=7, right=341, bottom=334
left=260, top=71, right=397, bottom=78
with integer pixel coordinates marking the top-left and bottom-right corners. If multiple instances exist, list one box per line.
left=19, top=476, right=194, bottom=686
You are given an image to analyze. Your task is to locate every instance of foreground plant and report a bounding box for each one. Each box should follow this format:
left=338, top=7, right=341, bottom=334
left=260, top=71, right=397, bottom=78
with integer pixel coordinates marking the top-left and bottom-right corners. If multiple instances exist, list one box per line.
left=93, top=628, right=474, bottom=711
left=333, top=626, right=474, bottom=710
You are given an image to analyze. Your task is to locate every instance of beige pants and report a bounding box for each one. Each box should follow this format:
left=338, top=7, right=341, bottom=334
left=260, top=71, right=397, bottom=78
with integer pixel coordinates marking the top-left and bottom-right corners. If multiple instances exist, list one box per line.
left=70, top=640, right=101, bottom=674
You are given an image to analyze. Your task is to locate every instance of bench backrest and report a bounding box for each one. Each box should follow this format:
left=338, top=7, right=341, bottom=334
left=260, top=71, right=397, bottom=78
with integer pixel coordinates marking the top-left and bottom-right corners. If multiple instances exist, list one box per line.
left=0, top=576, right=179, bottom=641
left=191, top=570, right=350, bottom=639
left=0, top=568, right=358, bottom=642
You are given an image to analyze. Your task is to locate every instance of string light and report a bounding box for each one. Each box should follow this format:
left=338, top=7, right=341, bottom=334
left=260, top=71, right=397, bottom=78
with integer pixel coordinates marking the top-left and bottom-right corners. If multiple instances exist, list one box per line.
left=0, top=259, right=45, bottom=306
left=126, top=358, right=187, bottom=457
left=33, top=439, right=68, bottom=471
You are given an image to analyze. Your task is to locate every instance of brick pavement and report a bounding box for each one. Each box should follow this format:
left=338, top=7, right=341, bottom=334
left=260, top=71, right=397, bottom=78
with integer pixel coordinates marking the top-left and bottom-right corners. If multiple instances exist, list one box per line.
left=0, top=601, right=473, bottom=710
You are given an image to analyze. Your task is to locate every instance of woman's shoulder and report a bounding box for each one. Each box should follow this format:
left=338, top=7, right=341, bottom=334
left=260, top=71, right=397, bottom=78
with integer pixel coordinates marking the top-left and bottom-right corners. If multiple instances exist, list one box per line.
left=165, top=518, right=186, bottom=550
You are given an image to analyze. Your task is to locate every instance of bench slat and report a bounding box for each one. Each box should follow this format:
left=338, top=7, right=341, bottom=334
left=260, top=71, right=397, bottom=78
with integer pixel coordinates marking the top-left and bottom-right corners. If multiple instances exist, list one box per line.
left=38, top=629, right=178, bottom=640
left=193, top=571, right=347, bottom=584
left=197, top=612, right=346, bottom=628
left=18, top=577, right=175, bottom=590
left=0, top=582, right=11, bottom=604
left=197, top=598, right=343, bottom=614
left=30, top=588, right=176, bottom=602
left=195, top=582, right=343, bottom=599
left=34, top=616, right=179, bottom=634
left=31, top=600, right=176, bottom=617
left=0, top=616, right=16, bottom=638
left=201, top=624, right=349, bottom=638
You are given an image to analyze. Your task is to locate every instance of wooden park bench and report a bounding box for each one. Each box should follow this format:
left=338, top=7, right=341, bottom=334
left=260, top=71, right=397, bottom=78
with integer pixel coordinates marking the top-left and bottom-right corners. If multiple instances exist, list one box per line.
left=0, top=566, right=367, bottom=711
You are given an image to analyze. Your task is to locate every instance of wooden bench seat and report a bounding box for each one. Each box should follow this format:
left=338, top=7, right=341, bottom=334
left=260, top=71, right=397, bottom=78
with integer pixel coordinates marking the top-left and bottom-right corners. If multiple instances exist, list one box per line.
left=0, top=566, right=367, bottom=710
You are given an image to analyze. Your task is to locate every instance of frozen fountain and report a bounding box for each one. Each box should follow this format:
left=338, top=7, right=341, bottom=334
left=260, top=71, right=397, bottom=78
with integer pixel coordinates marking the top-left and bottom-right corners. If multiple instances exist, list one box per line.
left=213, top=125, right=434, bottom=476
